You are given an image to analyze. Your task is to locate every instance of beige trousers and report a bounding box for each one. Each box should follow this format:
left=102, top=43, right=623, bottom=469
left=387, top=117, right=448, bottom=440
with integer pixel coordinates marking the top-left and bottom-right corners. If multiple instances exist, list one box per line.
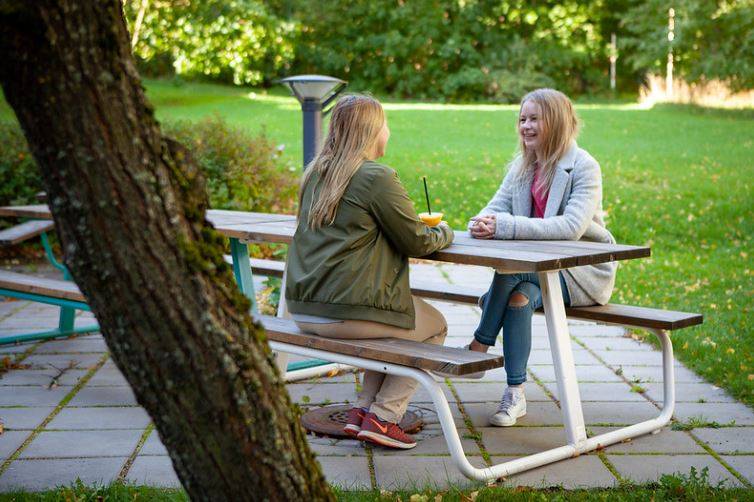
left=295, top=296, right=447, bottom=423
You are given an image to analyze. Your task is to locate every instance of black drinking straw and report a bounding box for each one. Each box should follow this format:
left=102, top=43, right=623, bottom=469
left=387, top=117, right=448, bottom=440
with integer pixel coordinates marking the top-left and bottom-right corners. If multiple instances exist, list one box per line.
left=422, top=176, right=432, bottom=215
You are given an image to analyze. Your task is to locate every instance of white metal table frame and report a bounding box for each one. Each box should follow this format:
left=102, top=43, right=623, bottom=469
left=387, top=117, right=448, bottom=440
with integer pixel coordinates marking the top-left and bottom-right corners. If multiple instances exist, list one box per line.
left=269, top=269, right=675, bottom=481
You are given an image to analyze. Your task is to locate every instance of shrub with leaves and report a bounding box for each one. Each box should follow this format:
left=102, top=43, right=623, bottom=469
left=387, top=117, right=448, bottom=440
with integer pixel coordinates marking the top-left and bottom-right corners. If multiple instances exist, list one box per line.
left=0, top=122, right=42, bottom=208
left=163, top=115, right=297, bottom=214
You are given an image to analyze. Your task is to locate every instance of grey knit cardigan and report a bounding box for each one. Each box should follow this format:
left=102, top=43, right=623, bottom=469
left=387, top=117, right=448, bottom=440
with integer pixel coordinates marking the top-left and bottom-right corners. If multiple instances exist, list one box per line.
left=468, top=142, right=616, bottom=306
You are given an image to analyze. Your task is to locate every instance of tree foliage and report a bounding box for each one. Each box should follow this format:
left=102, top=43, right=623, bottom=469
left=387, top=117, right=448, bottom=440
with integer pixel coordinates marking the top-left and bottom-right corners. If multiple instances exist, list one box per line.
left=124, top=0, right=754, bottom=99
left=284, top=0, right=610, bottom=101
left=621, top=0, right=754, bottom=91
left=125, top=0, right=298, bottom=85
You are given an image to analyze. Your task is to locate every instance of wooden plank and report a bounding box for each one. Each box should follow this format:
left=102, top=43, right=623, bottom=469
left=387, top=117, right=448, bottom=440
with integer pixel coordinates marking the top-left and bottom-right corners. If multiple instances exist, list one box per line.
left=0, top=270, right=85, bottom=302
left=0, top=205, right=650, bottom=271
left=260, top=315, right=504, bottom=375
left=563, top=304, right=703, bottom=331
left=0, top=204, right=52, bottom=219
left=242, top=259, right=702, bottom=331
left=207, top=210, right=295, bottom=226
left=0, top=220, right=55, bottom=246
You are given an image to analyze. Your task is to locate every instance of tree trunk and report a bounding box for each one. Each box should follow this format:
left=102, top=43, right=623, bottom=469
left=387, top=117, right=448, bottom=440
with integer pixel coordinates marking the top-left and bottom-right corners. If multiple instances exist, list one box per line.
left=0, top=2, right=333, bottom=500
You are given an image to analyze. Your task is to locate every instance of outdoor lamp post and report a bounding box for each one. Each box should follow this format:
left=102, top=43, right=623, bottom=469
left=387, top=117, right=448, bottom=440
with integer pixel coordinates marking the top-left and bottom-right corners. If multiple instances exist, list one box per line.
left=279, top=74, right=347, bottom=169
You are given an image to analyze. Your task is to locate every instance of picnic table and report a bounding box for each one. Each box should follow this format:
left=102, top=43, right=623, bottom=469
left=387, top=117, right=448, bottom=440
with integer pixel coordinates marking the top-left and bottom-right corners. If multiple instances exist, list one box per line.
left=1, top=204, right=700, bottom=481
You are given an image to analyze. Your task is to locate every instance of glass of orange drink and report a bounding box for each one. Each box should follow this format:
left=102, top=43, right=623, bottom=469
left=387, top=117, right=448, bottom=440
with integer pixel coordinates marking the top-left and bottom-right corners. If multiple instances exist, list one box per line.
left=419, top=212, right=443, bottom=227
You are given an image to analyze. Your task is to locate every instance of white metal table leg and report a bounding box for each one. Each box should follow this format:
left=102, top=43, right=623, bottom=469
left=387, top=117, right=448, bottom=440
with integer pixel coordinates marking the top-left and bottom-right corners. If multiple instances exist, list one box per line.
left=538, top=271, right=587, bottom=446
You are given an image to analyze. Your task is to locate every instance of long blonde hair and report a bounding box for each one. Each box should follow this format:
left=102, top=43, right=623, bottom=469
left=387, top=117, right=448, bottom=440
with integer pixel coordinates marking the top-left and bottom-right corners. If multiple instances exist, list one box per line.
left=515, top=88, right=580, bottom=195
left=299, top=94, right=386, bottom=229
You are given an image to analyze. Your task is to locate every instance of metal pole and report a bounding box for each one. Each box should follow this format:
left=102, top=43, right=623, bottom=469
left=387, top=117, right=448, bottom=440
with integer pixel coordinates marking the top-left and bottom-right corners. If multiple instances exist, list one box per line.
left=667, top=8, right=675, bottom=100
left=301, top=99, right=322, bottom=169
left=609, top=33, right=617, bottom=91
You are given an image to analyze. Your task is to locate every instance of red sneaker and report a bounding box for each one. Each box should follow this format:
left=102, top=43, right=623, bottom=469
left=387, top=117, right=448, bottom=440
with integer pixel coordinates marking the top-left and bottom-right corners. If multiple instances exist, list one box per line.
left=356, top=412, right=417, bottom=449
left=343, top=407, right=366, bottom=437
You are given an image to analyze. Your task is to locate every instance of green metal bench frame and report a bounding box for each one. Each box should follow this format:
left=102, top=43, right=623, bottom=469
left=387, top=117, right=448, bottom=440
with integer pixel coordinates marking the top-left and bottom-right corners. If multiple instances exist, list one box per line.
left=0, top=230, right=99, bottom=345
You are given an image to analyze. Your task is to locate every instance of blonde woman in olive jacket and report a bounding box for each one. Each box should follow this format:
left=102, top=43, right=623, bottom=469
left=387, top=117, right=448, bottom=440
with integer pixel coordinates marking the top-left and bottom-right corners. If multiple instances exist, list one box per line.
left=286, top=94, right=453, bottom=449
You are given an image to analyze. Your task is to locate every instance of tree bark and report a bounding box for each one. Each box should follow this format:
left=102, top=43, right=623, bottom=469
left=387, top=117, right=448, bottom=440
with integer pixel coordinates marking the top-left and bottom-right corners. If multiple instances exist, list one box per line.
left=0, top=2, right=333, bottom=500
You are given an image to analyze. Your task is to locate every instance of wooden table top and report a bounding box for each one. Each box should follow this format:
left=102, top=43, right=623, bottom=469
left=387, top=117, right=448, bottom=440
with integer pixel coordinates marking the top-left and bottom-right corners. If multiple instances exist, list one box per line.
left=0, top=205, right=650, bottom=272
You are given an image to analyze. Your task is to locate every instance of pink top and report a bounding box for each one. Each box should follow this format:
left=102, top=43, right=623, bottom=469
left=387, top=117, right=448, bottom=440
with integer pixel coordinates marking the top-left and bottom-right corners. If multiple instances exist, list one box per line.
left=531, top=163, right=548, bottom=218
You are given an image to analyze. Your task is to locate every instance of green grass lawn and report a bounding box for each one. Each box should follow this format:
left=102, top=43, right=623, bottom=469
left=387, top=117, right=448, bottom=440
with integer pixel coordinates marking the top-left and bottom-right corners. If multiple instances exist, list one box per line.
left=1, top=79, right=752, bottom=409
left=1, top=469, right=752, bottom=501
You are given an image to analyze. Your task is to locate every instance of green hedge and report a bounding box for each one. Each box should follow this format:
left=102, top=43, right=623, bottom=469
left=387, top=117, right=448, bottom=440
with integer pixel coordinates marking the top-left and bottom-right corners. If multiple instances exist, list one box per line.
left=0, top=118, right=297, bottom=238
left=0, top=123, right=42, bottom=208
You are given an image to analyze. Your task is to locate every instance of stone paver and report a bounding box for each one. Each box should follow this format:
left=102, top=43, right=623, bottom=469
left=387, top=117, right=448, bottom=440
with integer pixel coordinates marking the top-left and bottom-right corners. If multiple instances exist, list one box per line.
left=612, top=364, right=704, bottom=384
left=544, top=382, right=646, bottom=402
left=721, top=456, right=754, bottom=485
left=319, top=456, right=372, bottom=489
left=451, top=382, right=549, bottom=403
left=590, top=426, right=706, bottom=454
left=372, top=428, right=479, bottom=457
left=373, top=455, right=486, bottom=490
left=0, top=457, right=125, bottom=492
left=20, top=429, right=143, bottom=458
left=644, top=382, right=736, bottom=403
left=126, top=456, right=181, bottom=487
left=693, top=427, right=754, bottom=454
left=1, top=263, right=752, bottom=492
left=140, top=430, right=170, bottom=456
left=286, top=382, right=357, bottom=405
left=581, top=401, right=662, bottom=425
left=577, top=336, right=654, bottom=351
left=34, top=337, right=108, bottom=354
left=86, top=367, right=130, bottom=387
left=68, top=386, right=137, bottom=406
left=494, top=455, right=617, bottom=488
left=0, top=431, right=29, bottom=459
left=673, top=402, right=754, bottom=426
left=0, top=369, right=87, bottom=386
left=0, top=407, right=55, bottom=430
left=608, top=454, right=743, bottom=487
left=47, top=406, right=151, bottom=430
left=307, top=436, right=368, bottom=457
left=0, top=386, right=68, bottom=407
left=528, top=349, right=601, bottom=366
left=529, top=364, right=623, bottom=383
left=461, top=401, right=564, bottom=427
left=480, top=427, right=567, bottom=455
left=23, top=353, right=103, bottom=371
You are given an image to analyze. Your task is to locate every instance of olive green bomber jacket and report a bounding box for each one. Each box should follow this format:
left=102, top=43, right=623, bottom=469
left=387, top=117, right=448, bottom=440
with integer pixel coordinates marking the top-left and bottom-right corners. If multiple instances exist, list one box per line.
left=285, top=161, right=454, bottom=329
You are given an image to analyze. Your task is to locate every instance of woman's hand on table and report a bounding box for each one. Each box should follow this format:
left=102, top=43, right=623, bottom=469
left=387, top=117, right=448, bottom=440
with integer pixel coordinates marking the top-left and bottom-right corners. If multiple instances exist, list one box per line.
left=470, top=215, right=496, bottom=239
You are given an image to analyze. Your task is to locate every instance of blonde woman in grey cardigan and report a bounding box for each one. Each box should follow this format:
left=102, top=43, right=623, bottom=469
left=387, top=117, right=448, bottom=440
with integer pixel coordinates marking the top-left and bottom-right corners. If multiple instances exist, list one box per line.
left=466, top=88, right=617, bottom=427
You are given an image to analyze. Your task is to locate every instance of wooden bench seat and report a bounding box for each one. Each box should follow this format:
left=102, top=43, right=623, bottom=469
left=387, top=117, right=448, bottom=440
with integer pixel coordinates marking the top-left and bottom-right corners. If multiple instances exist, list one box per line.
left=0, top=270, right=85, bottom=302
left=0, top=269, right=502, bottom=376
left=0, top=220, right=55, bottom=246
left=245, top=259, right=703, bottom=331
left=261, top=315, right=502, bottom=376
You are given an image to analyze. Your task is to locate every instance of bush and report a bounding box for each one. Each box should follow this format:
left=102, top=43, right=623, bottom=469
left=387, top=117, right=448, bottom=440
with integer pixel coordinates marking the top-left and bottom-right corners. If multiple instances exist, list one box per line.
left=0, top=122, right=43, bottom=208
left=163, top=116, right=297, bottom=213
left=0, top=117, right=297, bottom=241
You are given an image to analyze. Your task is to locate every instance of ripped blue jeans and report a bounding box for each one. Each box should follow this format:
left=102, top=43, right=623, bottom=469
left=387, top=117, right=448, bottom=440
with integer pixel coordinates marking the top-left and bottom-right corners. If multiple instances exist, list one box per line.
left=474, top=272, right=571, bottom=385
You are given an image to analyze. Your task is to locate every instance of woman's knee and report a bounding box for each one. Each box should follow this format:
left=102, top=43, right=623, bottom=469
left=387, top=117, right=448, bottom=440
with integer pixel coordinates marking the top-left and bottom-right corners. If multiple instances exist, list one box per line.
left=506, top=283, right=541, bottom=312
left=508, top=291, right=530, bottom=308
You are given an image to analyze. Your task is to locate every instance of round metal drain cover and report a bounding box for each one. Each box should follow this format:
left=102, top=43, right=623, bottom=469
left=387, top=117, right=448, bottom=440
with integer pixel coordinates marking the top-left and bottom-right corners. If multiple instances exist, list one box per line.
left=301, top=404, right=423, bottom=439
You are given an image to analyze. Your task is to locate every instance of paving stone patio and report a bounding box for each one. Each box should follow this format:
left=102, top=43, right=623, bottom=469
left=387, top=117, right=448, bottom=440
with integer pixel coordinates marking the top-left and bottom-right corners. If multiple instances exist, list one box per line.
left=0, top=262, right=752, bottom=492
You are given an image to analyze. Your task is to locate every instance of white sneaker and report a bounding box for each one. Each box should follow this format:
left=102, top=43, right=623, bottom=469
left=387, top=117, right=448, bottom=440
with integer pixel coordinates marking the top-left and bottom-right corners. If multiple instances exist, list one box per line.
left=489, top=386, right=526, bottom=426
